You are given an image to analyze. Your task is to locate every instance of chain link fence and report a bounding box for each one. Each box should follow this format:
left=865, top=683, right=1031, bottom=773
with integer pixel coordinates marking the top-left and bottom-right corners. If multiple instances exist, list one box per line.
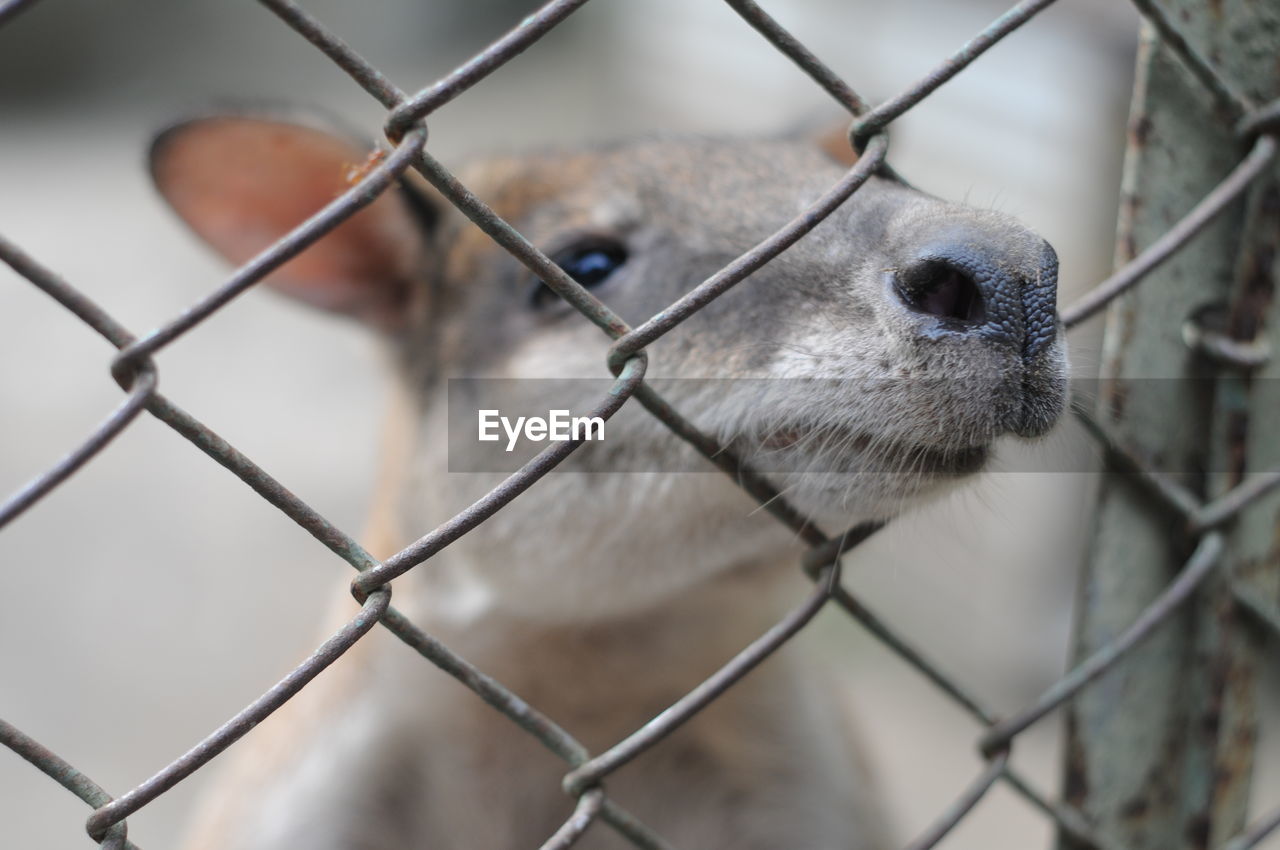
left=0, top=0, right=1277, bottom=847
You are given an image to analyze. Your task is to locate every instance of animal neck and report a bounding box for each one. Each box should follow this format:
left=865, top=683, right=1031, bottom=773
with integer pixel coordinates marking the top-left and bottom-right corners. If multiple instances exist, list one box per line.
left=395, top=550, right=799, bottom=748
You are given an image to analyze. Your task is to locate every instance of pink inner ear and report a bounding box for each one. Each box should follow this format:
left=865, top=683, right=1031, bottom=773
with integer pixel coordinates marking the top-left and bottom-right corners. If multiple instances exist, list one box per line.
left=153, top=117, right=421, bottom=325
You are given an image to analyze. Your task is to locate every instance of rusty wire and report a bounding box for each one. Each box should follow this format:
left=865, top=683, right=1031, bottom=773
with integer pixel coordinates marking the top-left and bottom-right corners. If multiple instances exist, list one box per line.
left=1, top=0, right=1278, bottom=848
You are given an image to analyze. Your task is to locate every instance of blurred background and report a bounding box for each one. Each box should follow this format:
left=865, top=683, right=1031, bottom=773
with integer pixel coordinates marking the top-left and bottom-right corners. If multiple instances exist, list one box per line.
left=2, top=1, right=1272, bottom=848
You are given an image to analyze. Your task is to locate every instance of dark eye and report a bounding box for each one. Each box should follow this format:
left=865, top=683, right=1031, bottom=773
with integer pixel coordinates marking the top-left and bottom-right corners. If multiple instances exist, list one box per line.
left=532, top=238, right=628, bottom=308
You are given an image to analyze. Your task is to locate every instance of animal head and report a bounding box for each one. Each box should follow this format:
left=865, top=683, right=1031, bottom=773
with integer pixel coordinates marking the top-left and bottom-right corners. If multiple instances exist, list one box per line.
left=151, top=114, right=1066, bottom=619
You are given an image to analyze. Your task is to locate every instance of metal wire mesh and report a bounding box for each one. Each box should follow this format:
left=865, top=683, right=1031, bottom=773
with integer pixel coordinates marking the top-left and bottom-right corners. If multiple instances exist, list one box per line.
left=0, top=0, right=1277, bottom=848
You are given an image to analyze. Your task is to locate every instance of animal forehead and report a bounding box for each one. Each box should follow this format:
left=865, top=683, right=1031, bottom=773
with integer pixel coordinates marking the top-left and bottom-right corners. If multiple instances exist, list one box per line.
left=457, top=135, right=841, bottom=227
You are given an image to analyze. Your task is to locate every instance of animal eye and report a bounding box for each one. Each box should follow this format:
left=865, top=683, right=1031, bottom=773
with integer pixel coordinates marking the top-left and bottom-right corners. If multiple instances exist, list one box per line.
left=532, top=238, right=628, bottom=308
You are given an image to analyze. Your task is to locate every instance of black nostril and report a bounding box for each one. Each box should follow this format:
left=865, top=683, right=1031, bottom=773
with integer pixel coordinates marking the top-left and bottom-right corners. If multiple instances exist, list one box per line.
left=895, top=260, right=986, bottom=323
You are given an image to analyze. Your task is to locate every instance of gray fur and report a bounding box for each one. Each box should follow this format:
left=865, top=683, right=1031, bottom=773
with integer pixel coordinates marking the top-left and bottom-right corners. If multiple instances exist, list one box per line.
left=158, top=120, right=1067, bottom=850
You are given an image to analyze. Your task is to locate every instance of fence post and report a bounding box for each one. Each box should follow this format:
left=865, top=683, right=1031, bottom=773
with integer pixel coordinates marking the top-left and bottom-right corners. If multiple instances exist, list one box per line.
left=1061, top=3, right=1280, bottom=849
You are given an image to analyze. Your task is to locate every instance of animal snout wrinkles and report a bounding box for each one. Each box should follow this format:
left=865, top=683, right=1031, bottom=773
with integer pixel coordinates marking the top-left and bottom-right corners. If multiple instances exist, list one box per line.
left=892, top=226, right=1060, bottom=361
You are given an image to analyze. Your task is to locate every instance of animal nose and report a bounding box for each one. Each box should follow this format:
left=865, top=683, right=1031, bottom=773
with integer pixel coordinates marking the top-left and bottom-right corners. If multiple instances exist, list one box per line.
left=891, top=230, right=1059, bottom=360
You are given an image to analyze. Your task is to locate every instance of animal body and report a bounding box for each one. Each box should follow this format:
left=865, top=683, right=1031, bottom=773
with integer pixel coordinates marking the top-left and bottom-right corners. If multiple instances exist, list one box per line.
left=150, top=113, right=1067, bottom=849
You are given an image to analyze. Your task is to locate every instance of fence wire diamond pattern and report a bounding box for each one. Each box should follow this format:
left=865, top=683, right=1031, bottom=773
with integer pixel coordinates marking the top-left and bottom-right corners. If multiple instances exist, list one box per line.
left=0, top=0, right=1277, bottom=848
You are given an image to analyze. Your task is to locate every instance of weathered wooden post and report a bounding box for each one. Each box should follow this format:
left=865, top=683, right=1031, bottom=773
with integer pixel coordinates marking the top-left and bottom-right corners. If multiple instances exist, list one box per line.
left=1061, top=2, right=1280, bottom=848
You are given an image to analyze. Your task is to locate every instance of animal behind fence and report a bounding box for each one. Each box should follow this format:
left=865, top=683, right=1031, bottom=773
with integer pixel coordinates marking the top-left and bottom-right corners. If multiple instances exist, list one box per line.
left=0, top=0, right=1277, bottom=848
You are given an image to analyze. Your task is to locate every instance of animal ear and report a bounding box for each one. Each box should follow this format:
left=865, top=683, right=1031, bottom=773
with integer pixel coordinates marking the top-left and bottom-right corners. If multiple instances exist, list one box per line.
left=813, top=120, right=861, bottom=167
left=150, top=115, right=436, bottom=330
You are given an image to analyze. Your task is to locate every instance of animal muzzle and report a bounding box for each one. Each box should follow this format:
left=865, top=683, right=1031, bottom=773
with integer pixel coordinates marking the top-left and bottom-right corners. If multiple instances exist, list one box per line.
left=888, top=219, right=1066, bottom=437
